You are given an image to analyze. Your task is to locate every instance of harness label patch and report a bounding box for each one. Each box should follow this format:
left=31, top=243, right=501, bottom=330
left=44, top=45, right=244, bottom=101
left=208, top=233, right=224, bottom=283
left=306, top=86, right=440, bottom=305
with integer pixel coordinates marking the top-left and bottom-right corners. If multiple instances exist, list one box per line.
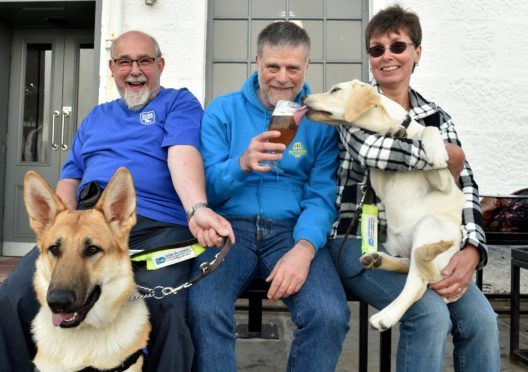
left=361, top=204, right=378, bottom=254
left=140, top=111, right=156, bottom=125
left=131, top=244, right=205, bottom=270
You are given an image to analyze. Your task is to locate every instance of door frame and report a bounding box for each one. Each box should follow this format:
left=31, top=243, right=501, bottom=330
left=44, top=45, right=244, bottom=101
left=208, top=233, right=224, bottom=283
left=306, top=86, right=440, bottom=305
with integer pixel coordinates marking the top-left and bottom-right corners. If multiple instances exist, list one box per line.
left=3, top=29, right=94, bottom=256
left=0, top=21, right=11, bottom=256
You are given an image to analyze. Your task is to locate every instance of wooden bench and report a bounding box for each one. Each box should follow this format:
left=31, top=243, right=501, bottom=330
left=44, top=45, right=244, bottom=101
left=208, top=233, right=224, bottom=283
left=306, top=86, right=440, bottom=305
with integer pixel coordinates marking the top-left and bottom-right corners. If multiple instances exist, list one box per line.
left=236, top=277, right=392, bottom=372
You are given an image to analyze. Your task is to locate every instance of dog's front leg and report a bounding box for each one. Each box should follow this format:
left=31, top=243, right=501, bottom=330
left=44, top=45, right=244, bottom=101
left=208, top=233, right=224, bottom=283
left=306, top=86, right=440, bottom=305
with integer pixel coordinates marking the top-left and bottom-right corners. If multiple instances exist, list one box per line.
left=418, top=127, right=456, bottom=193
left=420, top=126, right=448, bottom=169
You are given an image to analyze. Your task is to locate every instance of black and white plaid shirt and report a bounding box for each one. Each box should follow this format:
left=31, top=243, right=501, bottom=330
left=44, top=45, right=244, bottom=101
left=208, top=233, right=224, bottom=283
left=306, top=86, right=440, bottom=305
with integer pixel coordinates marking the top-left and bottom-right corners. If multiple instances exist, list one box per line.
left=331, top=83, right=488, bottom=269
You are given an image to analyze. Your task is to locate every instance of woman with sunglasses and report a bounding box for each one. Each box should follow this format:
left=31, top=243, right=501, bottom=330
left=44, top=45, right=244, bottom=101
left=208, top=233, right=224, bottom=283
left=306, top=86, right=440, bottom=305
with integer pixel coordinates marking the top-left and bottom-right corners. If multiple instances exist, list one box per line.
left=326, top=4, right=500, bottom=372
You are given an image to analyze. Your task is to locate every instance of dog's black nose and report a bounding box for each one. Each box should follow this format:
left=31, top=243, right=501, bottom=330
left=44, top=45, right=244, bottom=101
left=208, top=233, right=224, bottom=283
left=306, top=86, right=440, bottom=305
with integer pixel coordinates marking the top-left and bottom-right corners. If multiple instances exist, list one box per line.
left=47, top=289, right=76, bottom=312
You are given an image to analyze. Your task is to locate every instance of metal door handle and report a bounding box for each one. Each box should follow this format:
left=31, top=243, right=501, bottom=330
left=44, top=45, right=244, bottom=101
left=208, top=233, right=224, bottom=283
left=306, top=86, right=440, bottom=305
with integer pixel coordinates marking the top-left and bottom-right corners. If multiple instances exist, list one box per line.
left=51, top=110, right=60, bottom=150
left=60, top=108, right=71, bottom=151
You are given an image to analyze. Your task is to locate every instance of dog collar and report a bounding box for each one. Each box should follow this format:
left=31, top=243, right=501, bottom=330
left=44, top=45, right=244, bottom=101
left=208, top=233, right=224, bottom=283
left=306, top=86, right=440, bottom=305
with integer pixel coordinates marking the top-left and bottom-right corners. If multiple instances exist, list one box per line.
left=76, top=348, right=145, bottom=372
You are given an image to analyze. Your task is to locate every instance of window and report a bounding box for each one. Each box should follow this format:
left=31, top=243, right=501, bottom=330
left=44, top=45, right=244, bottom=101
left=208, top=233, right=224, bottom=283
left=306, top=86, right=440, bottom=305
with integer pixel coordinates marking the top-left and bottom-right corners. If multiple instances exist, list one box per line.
left=206, top=0, right=369, bottom=104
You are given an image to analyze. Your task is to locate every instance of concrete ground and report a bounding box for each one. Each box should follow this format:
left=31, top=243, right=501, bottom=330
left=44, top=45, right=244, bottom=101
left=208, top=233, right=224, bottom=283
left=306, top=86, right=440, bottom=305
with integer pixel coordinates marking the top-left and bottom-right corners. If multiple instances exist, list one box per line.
left=235, top=301, right=528, bottom=371
left=235, top=245, right=528, bottom=371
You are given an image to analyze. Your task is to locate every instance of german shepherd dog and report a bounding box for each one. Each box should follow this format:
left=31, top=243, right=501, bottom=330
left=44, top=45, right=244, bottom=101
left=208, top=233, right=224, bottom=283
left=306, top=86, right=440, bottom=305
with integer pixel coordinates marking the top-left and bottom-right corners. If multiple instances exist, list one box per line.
left=301, top=80, right=465, bottom=331
left=24, top=167, right=150, bottom=371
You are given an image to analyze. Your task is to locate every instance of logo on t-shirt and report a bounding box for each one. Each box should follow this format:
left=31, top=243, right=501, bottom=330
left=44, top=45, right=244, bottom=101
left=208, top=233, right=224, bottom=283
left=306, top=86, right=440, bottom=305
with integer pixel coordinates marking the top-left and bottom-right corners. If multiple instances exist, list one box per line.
left=289, top=142, right=307, bottom=158
left=140, top=111, right=156, bottom=125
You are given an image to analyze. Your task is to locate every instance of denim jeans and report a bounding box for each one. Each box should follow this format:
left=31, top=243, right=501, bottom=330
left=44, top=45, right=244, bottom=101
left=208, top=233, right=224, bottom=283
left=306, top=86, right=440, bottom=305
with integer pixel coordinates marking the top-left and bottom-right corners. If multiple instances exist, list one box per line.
left=327, top=238, right=500, bottom=372
left=187, top=216, right=350, bottom=372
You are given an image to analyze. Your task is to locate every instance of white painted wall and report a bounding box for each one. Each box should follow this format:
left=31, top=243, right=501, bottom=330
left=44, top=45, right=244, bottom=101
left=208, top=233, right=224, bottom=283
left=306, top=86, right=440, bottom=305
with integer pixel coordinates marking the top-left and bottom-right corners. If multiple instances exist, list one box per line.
left=98, top=0, right=527, bottom=195
left=373, top=0, right=528, bottom=195
left=98, top=0, right=207, bottom=105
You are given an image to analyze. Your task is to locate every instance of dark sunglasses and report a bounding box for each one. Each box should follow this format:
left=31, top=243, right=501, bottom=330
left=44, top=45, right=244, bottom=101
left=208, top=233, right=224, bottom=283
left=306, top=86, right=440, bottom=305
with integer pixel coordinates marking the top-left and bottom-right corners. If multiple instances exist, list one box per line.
left=366, top=41, right=416, bottom=58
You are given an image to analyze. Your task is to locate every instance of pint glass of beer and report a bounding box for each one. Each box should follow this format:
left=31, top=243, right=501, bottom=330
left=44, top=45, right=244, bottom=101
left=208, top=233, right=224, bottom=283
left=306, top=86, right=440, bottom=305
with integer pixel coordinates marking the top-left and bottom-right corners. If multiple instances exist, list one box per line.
left=266, top=100, right=301, bottom=173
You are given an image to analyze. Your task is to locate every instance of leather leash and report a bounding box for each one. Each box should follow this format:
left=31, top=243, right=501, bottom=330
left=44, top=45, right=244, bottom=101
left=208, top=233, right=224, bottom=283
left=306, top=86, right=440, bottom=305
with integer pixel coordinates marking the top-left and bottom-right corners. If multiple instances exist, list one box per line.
left=130, top=237, right=232, bottom=301
left=335, top=173, right=374, bottom=279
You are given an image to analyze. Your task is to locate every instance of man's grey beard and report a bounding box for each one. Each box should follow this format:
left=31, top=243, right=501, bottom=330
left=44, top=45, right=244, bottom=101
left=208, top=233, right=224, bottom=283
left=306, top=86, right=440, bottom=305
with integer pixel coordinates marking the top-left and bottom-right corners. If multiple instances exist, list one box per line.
left=257, top=75, right=304, bottom=108
left=122, top=88, right=152, bottom=111
left=118, top=77, right=161, bottom=111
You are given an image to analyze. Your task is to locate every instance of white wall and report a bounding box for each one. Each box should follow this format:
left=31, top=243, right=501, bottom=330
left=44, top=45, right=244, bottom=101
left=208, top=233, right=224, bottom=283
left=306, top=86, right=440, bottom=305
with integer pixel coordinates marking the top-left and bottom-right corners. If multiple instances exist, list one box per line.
left=99, top=0, right=207, bottom=105
left=373, top=0, right=528, bottom=194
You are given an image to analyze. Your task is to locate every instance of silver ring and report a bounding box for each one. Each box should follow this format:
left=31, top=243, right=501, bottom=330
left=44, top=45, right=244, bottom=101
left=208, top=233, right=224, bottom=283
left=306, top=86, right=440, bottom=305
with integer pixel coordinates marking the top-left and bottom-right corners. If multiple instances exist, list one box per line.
left=457, top=287, right=463, bottom=293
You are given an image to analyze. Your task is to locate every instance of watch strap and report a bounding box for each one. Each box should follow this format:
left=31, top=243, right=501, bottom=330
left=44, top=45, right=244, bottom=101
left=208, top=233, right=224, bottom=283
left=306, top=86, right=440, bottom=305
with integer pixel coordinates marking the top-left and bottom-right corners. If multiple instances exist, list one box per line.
left=186, top=202, right=208, bottom=222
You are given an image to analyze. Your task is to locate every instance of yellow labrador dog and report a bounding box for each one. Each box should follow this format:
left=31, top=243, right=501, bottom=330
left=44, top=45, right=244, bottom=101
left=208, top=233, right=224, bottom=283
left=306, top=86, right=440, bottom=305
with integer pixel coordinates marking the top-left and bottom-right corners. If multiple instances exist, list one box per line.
left=301, top=80, right=465, bottom=331
left=25, top=167, right=150, bottom=371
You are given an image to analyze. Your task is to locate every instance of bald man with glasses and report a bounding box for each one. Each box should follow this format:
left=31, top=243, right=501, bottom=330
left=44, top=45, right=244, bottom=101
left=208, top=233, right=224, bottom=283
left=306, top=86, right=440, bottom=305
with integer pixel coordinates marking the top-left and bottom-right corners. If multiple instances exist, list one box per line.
left=0, top=30, right=234, bottom=372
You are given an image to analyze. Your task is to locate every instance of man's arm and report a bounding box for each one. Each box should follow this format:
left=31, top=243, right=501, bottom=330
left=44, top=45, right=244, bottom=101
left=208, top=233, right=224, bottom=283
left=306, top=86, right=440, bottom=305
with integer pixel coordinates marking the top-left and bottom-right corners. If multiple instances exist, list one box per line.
left=55, top=178, right=81, bottom=209
left=199, top=105, right=284, bottom=206
left=266, top=239, right=315, bottom=301
left=167, top=145, right=234, bottom=247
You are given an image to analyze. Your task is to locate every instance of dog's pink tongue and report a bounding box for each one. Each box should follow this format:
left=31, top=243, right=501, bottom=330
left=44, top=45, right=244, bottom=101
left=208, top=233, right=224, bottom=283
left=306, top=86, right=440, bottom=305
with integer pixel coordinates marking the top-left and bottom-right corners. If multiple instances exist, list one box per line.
left=52, top=312, right=73, bottom=327
left=293, top=105, right=309, bottom=125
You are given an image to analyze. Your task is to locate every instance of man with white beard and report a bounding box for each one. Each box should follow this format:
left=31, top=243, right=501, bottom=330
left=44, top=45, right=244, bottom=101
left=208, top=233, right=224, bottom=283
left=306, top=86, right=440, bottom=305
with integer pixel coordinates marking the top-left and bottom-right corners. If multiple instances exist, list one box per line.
left=0, top=30, right=234, bottom=372
left=110, top=30, right=163, bottom=111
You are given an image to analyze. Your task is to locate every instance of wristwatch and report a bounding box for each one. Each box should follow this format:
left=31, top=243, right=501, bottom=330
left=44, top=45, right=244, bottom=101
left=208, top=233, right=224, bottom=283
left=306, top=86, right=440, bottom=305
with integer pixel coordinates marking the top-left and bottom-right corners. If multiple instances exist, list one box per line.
left=186, top=202, right=208, bottom=222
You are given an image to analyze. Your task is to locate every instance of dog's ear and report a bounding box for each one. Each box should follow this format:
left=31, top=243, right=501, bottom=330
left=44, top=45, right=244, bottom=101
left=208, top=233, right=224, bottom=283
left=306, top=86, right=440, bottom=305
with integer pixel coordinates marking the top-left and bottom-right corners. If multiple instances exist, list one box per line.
left=95, top=167, right=137, bottom=237
left=24, top=171, right=67, bottom=236
left=344, top=85, right=380, bottom=123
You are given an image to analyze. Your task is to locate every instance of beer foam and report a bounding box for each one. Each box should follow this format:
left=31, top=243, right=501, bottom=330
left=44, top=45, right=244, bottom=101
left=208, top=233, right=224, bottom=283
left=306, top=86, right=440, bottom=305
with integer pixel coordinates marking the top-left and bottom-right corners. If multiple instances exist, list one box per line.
left=273, top=100, right=301, bottom=116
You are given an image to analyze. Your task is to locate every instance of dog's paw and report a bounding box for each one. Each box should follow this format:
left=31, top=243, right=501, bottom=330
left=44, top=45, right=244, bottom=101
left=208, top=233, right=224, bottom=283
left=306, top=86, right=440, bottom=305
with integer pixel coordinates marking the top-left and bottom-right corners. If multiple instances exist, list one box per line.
left=360, top=253, right=382, bottom=270
left=421, top=127, right=448, bottom=168
left=387, top=126, right=407, bottom=139
left=369, top=310, right=398, bottom=331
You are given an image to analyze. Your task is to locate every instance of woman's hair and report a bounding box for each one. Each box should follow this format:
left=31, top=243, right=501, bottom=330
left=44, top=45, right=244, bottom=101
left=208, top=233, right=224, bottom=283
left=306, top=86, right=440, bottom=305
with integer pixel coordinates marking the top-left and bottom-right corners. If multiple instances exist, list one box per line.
left=365, top=4, right=422, bottom=47
left=257, top=21, right=311, bottom=59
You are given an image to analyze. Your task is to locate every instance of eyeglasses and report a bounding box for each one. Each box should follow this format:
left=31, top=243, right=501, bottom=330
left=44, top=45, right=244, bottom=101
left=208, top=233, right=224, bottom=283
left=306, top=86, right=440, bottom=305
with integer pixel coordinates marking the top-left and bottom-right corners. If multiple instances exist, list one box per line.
left=112, top=56, right=158, bottom=70
left=366, top=42, right=416, bottom=58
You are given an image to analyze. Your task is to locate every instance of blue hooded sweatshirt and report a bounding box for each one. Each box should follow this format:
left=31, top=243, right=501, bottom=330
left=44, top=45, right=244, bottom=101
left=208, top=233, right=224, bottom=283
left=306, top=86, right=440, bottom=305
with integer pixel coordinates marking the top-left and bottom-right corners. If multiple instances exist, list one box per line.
left=200, top=72, right=338, bottom=250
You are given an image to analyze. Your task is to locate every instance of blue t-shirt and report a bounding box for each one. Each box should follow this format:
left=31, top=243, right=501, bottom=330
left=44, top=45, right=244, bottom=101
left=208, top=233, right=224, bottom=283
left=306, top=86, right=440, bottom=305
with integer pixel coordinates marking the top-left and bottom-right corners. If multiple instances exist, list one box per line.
left=61, top=87, right=203, bottom=225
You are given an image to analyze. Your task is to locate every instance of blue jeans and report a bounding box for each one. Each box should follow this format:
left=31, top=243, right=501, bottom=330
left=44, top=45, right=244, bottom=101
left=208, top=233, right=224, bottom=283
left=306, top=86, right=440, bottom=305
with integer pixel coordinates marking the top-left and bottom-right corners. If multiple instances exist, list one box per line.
left=187, top=216, right=350, bottom=372
left=327, top=238, right=500, bottom=372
